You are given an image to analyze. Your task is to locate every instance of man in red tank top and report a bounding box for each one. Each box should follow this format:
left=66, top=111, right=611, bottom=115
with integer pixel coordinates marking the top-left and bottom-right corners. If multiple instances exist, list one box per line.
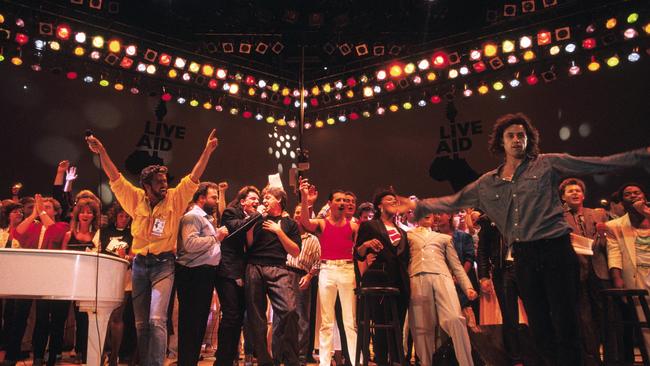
left=299, top=179, right=360, bottom=366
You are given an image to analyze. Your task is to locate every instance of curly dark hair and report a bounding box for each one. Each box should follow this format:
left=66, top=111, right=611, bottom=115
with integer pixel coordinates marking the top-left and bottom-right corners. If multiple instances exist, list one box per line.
left=0, top=201, right=23, bottom=229
left=139, top=165, right=168, bottom=187
left=488, top=113, right=540, bottom=159
left=106, top=201, right=131, bottom=228
left=228, top=185, right=260, bottom=208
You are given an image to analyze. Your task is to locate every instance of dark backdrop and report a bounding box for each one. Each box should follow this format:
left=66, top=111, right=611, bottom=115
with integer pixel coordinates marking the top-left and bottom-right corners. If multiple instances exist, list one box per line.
left=1, top=61, right=648, bottom=210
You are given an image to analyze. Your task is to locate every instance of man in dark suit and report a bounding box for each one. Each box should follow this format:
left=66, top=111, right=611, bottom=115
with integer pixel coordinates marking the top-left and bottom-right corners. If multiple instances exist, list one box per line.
left=214, top=186, right=262, bottom=366
left=559, top=178, right=609, bottom=366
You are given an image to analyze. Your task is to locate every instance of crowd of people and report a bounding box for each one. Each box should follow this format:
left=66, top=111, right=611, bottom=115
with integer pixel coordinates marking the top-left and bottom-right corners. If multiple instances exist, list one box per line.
left=0, top=113, right=649, bottom=366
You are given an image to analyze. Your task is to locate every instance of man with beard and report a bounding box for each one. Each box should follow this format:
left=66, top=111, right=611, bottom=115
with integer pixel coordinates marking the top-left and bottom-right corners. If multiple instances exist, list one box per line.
left=405, top=113, right=650, bottom=365
left=607, top=183, right=650, bottom=348
left=176, top=182, right=228, bottom=366
left=86, top=130, right=219, bottom=366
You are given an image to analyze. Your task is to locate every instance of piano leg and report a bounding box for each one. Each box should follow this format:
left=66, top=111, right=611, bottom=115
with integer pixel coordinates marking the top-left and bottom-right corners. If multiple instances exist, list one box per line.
left=78, top=301, right=121, bottom=366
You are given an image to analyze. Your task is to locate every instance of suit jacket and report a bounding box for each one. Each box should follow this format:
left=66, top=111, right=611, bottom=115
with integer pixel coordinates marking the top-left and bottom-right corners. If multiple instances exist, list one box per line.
left=355, top=219, right=410, bottom=299
left=564, top=206, right=609, bottom=280
left=606, top=214, right=642, bottom=289
left=217, top=206, right=261, bottom=280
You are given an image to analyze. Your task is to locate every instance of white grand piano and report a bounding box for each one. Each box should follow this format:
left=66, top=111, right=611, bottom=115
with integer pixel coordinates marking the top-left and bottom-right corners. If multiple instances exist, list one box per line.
left=0, top=248, right=128, bottom=366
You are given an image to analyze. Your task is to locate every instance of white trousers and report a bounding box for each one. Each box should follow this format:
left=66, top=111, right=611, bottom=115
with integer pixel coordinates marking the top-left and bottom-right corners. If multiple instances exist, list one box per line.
left=409, top=273, right=474, bottom=366
left=319, top=262, right=358, bottom=366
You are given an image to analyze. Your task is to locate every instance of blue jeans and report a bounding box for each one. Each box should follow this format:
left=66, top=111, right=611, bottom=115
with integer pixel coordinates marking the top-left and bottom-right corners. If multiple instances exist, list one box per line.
left=132, top=252, right=175, bottom=366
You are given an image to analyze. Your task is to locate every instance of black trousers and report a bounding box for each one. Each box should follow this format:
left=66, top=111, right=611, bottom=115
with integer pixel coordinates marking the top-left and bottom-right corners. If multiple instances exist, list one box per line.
left=214, top=274, right=246, bottom=366
left=493, top=262, right=523, bottom=365
left=513, top=235, right=581, bottom=366
left=273, top=269, right=312, bottom=363
left=245, top=264, right=299, bottom=366
left=175, top=263, right=218, bottom=366
left=3, top=299, right=32, bottom=361
left=74, top=304, right=88, bottom=362
left=33, top=300, right=70, bottom=366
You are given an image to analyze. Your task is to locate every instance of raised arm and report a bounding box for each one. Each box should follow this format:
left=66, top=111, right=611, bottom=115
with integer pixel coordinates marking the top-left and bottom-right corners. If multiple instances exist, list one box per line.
left=299, top=178, right=321, bottom=233
left=189, top=129, right=219, bottom=183
left=86, top=135, right=120, bottom=182
left=407, top=179, right=481, bottom=219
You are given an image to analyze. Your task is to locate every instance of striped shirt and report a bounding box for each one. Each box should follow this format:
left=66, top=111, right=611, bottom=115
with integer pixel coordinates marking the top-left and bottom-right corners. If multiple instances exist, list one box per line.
left=286, top=233, right=321, bottom=275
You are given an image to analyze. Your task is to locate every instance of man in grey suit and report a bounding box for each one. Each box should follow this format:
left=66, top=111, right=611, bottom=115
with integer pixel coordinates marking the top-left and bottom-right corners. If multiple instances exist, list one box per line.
left=559, top=178, right=609, bottom=366
left=176, top=182, right=228, bottom=366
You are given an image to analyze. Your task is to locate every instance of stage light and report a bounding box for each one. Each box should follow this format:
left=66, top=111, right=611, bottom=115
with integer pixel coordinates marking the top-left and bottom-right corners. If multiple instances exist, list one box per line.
left=373, top=85, right=381, bottom=94
left=334, top=80, right=343, bottom=90
left=565, top=43, right=576, bottom=53
left=258, top=79, right=267, bottom=88
left=15, top=33, right=28, bottom=46
left=167, top=69, right=178, bottom=79
left=311, top=86, right=320, bottom=96
left=402, top=101, right=412, bottom=110
left=117, top=57, right=132, bottom=69
left=418, top=59, right=430, bottom=70
left=389, top=64, right=403, bottom=78
left=338, top=113, right=347, bottom=122
left=327, top=116, right=336, bottom=124
left=462, top=87, right=473, bottom=97
left=66, top=71, right=78, bottom=79
left=384, top=81, right=396, bottom=91
left=426, top=72, right=437, bottom=81
left=130, top=87, right=139, bottom=95
left=293, top=100, right=301, bottom=108
left=15, top=18, right=24, bottom=27
left=281, top=88, right=290, bottom=97
left=549, top=45, right=560, bottom=56
left=582, top=38, right=596, bottom=49
left=493, top=81, right=504, bottom=91
left=282, top=96, right=291, bottom=106
left=114, top=83, right=124, bottom=91
left=161, top=92, right=172, bottom=101
left=182, top=72, right=191, bottom=81
left=606, top=55, right=619, bottom=67
left=568, top=62, right=580, bottom=75
left=346, top=77, right=357, bottom=87
left=108, top=39, right=120, bottom=53
left=432, top=51, right=449, bottom=68
left=227, top=83, right=238, bottom=94
left=322, top=83, right=332, bottom=93
left=458, top=65, right=469, bottom=75
left=588, top=57, right=600, bottom=71
left=74, top=46, right=85, bottom=56
left=0, top=14, right=4, bottom=24
left=72, top=32, right=86, bottom=44
left=377, top=70, right=387, bottom=80
left=244, top=75, right=255, bottom=86
left=96, top=77, right=107, bottom=87
left=509, top=78, right=520, bottom=87
left=624, top=28, right=638, bottom=39
left=519, top=36, right=532, bottom=49
left=360, top=74, right=369, bottom=84
left=49, top=41, right=61, bottom=51
left=155, top=53, right=170, bottom=66
left=188, top=62, right=200, bottom=73
left=448, top=69, right=458, bottom=79
left=215, top=68, right=227, bottom=79
left=537, top=31, right=552, bottom=46
left=376, top=106, right=386, bottom=115
left=189, top=99, right=199, bottom=107
left=521, top=0, right=535, bottom=13
left=255, top=113, right=263, bottom=121
left=523, top=50, right=535, bottom=61
left=430, top=95, right=441, bottom=104
left=146, top=65, right=156, bottom=74
left=266, top=115, right=275, bottom=123
left=10, top=54, right=22, bottom=66
left=473, top=61, right=486, bottom=72
left=201, top=64, right=214, bottom=77
left=310, top=97, right=319, bottom=107
left=90, top=50, right=101, bottom=60
left=478, top=84, right=489, bottom=94
left=418, top=98, right=426, bottom=107
left=412, top=75, right=422, bottom=84
left=207, top=78, right=218, bottom=89
left=363, top=86, right=373, bottom=97
left=526, top=73, right=538, bottom=85
left=315, top=119, right=324, bottom=128
left=52, top=24, right=71, bottom=41
left=92, top=36, right=104, bottom=48
left=174, top=57, right=186, bottom=69
left=502, top=40, right=515, bottom=53
left=388, top=103, right=399, bottom=112
left=260, top=91, right=268, bottom=99
left=34, top=39, right=45, bottom=51
left=83, top=75, right=94, bottom=83
left=628, top=50, right=640, bottom=62
left=242, top=110, right=253, bottom=119
left=606, top=18, right=617, bottom=30
left=645, top=22, right=650, bottom=34
left=483, top=43, right=498, bottom=57
left=203, top=101, right=212, bottom=110
left=469, top=49, right=481, bottom=61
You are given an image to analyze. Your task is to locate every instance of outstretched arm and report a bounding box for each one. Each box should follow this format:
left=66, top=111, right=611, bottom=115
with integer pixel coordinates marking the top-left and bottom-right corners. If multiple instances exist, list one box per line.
left=86, top=135, right=120, bottom=182
left=190, top=129, right=219, bottom=183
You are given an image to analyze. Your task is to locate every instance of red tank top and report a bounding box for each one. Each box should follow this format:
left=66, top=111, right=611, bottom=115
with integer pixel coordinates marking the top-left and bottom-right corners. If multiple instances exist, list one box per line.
left=320, top=219, right=354, bottom=260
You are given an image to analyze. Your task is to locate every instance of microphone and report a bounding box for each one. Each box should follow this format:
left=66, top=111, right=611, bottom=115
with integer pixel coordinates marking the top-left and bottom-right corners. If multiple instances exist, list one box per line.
left=85, top=129, right=94, bottom=138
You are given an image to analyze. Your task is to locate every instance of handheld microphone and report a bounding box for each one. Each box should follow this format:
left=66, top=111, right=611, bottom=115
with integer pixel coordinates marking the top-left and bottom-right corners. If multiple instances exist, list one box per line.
left=85, top=129, right=94, bottom=138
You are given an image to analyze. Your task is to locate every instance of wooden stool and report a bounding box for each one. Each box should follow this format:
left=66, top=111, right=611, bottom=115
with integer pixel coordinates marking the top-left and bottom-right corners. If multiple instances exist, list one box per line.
left=354, top=286, right=406, bottom=366
left=602, top=288, right=650, bottom=365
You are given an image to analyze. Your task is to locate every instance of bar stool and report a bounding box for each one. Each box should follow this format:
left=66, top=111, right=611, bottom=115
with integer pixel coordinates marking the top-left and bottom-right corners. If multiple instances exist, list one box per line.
left=354, top=286, right=407, bottom=366
left=602, top=288, right=650, bottom=365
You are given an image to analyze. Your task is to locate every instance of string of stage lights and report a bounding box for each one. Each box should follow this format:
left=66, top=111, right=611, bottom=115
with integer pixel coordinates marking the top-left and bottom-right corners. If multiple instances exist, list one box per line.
left=0, top=3, right=647, bottom=129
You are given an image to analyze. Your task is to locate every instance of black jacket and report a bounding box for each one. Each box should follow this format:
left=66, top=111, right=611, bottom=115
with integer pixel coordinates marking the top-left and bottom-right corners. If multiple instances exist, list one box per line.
left=217, top=206, right=262, bottom=280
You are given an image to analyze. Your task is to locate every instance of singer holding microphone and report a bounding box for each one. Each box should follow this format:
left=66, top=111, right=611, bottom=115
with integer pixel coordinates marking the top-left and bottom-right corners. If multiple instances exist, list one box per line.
left=85, top=129, right=219, bottom=366
left=244, top=186, right=302, bottom=366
